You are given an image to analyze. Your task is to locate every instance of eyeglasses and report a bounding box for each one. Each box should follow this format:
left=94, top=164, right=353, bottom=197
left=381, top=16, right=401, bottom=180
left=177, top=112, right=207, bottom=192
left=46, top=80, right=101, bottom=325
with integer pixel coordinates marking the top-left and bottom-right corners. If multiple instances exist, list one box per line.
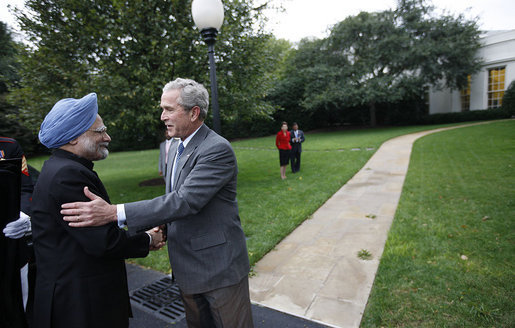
left=87, top=126, right=108, bottom=135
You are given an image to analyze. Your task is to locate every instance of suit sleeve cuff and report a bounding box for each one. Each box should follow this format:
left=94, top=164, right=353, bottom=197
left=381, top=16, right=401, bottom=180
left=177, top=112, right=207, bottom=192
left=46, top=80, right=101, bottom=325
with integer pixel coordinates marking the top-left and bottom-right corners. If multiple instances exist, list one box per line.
left=117, top=204, right=127, bottom=228
left=145, top=232, right=152, bottom=246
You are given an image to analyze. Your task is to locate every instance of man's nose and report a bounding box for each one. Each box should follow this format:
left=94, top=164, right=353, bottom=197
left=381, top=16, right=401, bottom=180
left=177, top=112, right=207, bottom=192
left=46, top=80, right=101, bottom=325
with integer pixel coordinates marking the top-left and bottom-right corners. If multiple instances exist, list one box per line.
left=104, top=132, right=112, bottom=142
left=161, top=110, right=167, bottom=121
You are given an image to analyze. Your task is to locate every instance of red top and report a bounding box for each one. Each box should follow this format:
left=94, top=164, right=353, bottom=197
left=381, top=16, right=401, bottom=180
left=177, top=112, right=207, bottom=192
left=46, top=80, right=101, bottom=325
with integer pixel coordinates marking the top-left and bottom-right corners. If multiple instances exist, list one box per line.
left=276, top=131, right=292, bottom=150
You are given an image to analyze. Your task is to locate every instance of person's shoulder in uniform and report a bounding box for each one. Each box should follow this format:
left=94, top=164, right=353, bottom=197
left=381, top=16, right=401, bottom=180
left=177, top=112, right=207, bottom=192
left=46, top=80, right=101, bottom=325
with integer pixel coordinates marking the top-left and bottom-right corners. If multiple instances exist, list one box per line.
left=0, top=136, right=17, bottom=143
left=0, top=136, right=22, bottom=158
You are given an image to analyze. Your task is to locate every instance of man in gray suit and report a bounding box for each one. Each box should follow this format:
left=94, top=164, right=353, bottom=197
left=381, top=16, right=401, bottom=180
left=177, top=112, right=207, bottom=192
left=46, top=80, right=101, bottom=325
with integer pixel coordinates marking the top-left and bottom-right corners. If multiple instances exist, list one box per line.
left=60, top=78, right=253, bottom=328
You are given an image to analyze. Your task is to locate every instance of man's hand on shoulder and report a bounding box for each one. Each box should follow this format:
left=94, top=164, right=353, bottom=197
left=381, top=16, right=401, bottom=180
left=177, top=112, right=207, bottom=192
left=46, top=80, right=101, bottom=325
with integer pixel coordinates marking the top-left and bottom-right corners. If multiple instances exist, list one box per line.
left=61, top=186, right=117, bottom=227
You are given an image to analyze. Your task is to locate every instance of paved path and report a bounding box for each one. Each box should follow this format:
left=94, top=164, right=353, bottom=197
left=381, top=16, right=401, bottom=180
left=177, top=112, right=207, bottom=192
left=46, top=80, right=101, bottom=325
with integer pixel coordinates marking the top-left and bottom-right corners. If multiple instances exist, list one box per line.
left=249, top=123, right=493, bottom=328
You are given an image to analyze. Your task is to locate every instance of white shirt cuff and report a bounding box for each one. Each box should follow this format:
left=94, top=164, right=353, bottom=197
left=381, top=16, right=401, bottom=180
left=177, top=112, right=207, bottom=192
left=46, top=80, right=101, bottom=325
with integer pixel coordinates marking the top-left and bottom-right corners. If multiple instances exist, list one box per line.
left=117, top=204, right=127, bottom=228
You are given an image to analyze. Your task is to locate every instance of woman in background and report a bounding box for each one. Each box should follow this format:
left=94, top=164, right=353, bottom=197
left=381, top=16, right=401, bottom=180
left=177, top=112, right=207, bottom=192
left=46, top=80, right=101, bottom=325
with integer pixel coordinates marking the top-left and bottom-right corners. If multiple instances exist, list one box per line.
left=275, top=121, right=291, bottom=180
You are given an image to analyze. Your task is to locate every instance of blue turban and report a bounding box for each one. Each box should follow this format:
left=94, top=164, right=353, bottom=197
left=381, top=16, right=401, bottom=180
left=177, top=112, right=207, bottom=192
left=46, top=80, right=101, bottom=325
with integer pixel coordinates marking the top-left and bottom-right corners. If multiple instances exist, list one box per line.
left=39, top=93, right=98, bottom=149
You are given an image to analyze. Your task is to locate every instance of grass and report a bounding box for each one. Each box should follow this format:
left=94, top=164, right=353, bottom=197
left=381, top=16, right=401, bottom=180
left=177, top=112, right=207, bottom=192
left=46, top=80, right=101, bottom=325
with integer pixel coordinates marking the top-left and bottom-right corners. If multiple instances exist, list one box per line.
left=361, top=120, right=515, bottom=327
left=28, top=122, right=474, bottom=273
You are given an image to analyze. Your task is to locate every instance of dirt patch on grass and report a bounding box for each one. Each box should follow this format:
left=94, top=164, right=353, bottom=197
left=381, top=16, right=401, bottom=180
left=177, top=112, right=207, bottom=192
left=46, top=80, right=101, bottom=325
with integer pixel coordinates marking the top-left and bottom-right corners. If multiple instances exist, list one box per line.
left=139, top=178, right=165, bottom=187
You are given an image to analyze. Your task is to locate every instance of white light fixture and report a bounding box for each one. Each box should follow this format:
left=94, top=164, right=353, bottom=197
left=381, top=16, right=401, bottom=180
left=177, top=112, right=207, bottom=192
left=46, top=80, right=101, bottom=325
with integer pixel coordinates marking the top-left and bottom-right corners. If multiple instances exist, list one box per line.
left=191, top=0, right=225, bottom=134
left=191, top=0, right=224, bottom=31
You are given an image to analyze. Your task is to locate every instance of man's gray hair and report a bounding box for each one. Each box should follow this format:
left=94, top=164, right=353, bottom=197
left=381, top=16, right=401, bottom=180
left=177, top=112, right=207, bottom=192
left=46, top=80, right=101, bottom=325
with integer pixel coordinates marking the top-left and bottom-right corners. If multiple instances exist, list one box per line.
left=162, top=78, right=209, bottom=120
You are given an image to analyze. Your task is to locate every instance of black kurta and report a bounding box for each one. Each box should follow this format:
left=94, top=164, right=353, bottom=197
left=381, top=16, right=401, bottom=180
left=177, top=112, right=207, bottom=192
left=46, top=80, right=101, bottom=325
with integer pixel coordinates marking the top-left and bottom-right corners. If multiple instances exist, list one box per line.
left=31, top=149, right=150, bottom=328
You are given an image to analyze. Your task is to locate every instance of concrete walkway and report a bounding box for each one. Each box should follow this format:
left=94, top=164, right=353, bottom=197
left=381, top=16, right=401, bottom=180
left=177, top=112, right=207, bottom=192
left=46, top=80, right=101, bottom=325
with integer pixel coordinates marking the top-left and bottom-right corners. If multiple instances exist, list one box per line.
left=249, top=123, right=492, bottom=328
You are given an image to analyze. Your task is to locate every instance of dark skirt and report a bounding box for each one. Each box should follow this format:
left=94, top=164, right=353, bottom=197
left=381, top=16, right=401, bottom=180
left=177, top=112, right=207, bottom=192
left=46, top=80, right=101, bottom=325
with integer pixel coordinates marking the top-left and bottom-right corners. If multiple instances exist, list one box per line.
left=279, top=149, right=290, bottom=166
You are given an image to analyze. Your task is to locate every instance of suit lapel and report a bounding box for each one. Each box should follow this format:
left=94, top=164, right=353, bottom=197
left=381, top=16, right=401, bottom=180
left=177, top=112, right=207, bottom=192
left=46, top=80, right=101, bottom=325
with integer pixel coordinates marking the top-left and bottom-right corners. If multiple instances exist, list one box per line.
left=160, top=142, right=166, bottom=172
left=166, top=140, right=179, bottom=192
left=172, top=124, right=210, bottom=190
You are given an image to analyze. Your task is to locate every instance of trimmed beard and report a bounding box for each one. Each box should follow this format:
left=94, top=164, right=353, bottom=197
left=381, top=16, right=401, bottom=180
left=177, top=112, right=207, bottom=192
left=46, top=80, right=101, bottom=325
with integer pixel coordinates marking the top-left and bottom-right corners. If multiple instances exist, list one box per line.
left=80, top=136, right=109, bottom=161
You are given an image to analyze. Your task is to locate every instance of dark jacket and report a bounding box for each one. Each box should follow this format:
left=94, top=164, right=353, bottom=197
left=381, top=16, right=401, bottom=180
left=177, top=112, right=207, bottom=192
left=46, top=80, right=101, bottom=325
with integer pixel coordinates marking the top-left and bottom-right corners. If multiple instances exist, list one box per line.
left=289, top=129, right=305, bottom=152
left=31, top=149, right=149, bottom=328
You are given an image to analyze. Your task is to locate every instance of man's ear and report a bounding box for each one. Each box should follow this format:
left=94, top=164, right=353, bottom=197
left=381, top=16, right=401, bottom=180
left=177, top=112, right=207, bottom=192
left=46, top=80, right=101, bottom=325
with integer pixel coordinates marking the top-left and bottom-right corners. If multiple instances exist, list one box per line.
left=68, top=137, right=79, bottom=145
left=190, top=106, right=200, bottom=122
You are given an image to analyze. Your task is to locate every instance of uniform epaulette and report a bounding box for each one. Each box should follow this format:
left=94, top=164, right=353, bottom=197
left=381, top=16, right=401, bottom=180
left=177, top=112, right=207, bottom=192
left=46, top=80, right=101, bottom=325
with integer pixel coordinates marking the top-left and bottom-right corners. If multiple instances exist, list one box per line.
left=0, top=136, right=16, bottom=143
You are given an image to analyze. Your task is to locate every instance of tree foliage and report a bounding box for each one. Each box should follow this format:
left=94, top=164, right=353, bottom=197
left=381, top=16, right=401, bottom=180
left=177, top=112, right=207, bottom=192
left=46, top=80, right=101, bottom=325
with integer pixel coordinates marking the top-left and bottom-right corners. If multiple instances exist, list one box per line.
left=0, top=21, right=42, bottom=154
left=10, top=0, right=280, bottom=149
left=270, top=0, right=483, bottom=127
left=0, top=22, right=19, bottom=93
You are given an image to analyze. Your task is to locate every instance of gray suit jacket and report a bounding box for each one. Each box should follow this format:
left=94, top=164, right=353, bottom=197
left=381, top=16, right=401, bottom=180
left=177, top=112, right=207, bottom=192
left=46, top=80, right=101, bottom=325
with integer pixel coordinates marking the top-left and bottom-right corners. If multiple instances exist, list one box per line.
left=125, top=124, right=250, bottom=294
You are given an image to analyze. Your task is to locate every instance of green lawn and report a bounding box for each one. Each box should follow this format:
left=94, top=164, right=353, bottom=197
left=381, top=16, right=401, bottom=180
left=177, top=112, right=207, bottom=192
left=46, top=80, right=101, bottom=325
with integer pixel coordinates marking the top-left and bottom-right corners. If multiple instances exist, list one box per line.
left=361, top=120, right=515, bottom=327
left=28, top=123, right=474, bottom=272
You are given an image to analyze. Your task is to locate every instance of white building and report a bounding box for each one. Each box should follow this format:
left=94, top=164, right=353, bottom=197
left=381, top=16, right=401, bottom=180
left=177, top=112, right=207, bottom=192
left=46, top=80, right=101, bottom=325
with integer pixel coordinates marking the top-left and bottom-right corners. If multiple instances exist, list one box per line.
left=429, top=29, right=515, bottom=114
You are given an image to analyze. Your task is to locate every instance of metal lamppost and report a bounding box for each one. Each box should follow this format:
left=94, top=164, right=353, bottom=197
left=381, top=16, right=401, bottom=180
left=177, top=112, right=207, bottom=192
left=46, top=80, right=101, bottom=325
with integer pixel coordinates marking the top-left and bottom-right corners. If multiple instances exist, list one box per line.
left=191, top=0, right=224, bottom=135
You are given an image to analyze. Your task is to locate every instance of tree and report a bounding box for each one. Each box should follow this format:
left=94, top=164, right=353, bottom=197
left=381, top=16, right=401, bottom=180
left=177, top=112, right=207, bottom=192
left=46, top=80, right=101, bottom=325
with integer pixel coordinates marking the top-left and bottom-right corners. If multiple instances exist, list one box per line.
left=10, top=0, right=278, bottom=149
left=0, top=21, right=41, bottom=154
left=0, top=22, right=19, bottom=93
left=221, top=35, right=293, bottom=137
left=267, top=37, right=335, bottom=129
left=501, top=81, right=515, bottom=114
left=270, top=0, right=483, bottom=126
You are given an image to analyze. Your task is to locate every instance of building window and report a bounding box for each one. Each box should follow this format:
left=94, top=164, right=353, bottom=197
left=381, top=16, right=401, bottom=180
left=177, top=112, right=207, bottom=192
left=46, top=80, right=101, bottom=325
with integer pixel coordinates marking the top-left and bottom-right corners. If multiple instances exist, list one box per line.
left=460, top=75, right=471, bottom=111
left=488, top=67, right=505, bottom=108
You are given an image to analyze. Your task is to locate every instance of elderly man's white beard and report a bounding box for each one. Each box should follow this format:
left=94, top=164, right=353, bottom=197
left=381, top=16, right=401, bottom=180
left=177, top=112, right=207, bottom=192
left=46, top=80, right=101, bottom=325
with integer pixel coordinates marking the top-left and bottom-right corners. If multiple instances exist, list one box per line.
left=80, top=136, right=109, bottom=160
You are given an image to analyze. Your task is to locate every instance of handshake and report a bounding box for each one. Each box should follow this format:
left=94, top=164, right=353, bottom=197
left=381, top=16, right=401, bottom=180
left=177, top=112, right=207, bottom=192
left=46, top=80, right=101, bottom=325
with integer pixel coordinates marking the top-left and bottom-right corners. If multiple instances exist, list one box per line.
left=146, top=225, right=167, bottom=251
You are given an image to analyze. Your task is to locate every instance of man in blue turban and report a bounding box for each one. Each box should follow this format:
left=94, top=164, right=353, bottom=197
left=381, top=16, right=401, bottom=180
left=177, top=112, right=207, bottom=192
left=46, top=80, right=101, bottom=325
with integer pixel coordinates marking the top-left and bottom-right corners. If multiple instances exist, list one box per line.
left=31, top=94, right=166, bottom=328
left=39, top=93, right=99, bottom=149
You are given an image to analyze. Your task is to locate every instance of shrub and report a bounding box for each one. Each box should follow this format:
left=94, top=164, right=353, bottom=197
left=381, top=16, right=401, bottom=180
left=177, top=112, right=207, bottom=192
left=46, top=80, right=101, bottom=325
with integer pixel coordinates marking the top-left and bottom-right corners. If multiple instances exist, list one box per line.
left=501, top=81, right=515, bottom=114
left=418, top=107, right=513, bottom=125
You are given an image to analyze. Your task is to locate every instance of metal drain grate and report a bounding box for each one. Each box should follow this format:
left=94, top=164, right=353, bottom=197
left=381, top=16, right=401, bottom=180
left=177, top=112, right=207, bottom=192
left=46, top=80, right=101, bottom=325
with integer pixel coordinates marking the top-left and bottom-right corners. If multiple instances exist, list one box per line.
left=130, top=276, right=186, bottom=323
